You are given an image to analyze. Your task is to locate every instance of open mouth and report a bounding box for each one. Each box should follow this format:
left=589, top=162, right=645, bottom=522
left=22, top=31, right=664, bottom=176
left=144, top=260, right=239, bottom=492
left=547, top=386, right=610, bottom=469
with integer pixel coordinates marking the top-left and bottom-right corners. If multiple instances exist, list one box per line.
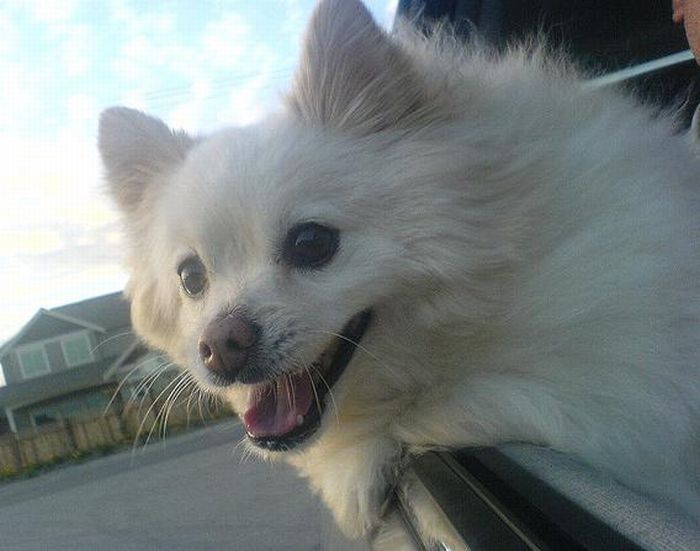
left=242, top=309, right=372, bottom=452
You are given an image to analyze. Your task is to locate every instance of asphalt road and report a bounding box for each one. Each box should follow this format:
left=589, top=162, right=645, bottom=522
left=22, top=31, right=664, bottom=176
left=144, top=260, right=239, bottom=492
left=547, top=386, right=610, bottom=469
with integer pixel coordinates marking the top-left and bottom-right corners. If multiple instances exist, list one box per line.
left=0, top=421, right=366, bottom=550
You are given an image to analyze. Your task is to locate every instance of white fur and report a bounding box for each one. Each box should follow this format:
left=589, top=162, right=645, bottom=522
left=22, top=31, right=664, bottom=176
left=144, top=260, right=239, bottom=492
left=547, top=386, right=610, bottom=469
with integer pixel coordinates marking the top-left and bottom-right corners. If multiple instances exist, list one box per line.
left=99, top=0, right=700, bottom=541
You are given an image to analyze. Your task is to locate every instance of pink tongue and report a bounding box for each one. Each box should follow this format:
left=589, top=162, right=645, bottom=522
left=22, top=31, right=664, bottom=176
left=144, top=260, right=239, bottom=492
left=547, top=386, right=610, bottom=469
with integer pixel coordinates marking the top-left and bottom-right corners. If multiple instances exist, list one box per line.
left=243, top=372, right=315, bottom=438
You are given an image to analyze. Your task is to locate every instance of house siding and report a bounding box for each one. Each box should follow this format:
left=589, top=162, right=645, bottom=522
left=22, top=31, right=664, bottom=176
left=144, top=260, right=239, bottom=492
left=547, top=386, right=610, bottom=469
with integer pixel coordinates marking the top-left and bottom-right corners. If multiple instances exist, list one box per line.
left=2, top=330, right=104, bottom=384
left=0, top=293, right=142, bottom=434
left=17, top=386, right=115, bottom=428
left=96, top=326, right=135, bottom=360
left=1, top=354, right=22, bottom=385
left=45, top=341, right=68, bottom=372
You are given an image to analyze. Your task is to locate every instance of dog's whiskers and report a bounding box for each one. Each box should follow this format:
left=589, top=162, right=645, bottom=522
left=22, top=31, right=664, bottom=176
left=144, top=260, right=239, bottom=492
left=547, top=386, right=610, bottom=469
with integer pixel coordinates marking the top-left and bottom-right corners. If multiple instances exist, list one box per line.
left=119, top=358, right=170, bottom=411
left=306, top=361, right=341, bottom=427
left=126, top=361, right=173, bottom=410
left=159, top=373, right=196, bottom=442
left=298, top=361, right=327, bottom=425
left=144, top=371, right=190, bottom=449
left=310, top=329, right=384, bottom=367
left=130, top=371, right=186, bottom=463
left=134, top=363, right=176, bottom=420
left=90, top=330, right=135, bottom=355
left=104, top=360, right=146, bottom=416
left=195, top=386, right=207, bottom=424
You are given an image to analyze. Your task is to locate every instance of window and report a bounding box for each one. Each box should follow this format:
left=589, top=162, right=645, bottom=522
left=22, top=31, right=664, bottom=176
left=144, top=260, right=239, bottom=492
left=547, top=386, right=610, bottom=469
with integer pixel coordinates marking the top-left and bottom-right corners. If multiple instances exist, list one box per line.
left=17, top=345, right=51, bottom=379
left=61, top=332, right=94, bottom=367
left=31, top=413, right=57, bottom=427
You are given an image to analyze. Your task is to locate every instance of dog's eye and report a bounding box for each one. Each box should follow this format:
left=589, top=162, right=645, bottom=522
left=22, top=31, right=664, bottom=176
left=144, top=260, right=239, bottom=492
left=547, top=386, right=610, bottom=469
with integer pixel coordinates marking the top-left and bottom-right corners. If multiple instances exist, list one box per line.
left=178, top=257, right=208, bottom=297
left=282, top=223, right=339, bottom=269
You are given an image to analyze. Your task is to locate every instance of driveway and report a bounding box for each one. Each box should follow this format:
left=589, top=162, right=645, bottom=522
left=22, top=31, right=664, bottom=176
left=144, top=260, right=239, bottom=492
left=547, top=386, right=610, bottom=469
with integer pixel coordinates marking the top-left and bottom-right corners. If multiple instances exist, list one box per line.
left=0, top=421, right=366, bottom=550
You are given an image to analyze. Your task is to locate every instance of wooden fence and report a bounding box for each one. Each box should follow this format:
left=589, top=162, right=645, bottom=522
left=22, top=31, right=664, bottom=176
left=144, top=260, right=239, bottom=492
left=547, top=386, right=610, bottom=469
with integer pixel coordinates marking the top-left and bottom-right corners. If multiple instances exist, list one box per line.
left=0, top=396, right=230, bottom=474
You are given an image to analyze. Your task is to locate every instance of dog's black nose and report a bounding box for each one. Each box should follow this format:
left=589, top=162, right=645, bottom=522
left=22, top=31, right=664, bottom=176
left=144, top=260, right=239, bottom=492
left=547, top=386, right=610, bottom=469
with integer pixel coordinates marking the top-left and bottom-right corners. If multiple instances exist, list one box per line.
left=198, top=313, right=260, bottom=383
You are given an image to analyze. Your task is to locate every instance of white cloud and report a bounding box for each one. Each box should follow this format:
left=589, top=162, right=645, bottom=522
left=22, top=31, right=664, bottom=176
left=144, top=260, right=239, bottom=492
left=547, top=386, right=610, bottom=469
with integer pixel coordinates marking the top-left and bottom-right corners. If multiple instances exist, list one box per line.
left=65, top=93, right=99, bottom=133
left=118, top=90, right=147, bottom=111
left=384, top=0, right=399, bottom=27
left=0, top=61, right=38, bottom=131
left=0, top=133, right=112, bottom=227
left=0, top=129, right=123, bottom=342
left=0, top=13, right=18, bottom=55
left=281, top=0, right=306, bottom=49
left=107, top=0, right=134, bottom=24
left=167, top=78, right=211, bottom=132
left=106, top=5, right=284, bottom=132
left=0, top=13, right=95, bottom=131
left=0, top=230, right=65, bottom=256
left=14, top=225, right=125, bottom=271
left=60, top=24, right=93, bottom=76
left=0, top=258, right=128, bottom=342
left=201, top=13, right=251, bottom=70
left=222, top=72, right=273, bottom=127
left=109, top=9, right=195, bottom=89
left=112, top=33, right=160, bottom=84
left=26, top=0, right=80, bottom=22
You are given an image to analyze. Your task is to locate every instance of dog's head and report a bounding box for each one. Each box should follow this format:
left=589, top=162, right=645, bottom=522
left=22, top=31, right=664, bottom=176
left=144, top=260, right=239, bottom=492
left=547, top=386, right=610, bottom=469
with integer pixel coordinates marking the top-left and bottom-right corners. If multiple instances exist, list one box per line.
left=99, top=0, right=508, bottom=454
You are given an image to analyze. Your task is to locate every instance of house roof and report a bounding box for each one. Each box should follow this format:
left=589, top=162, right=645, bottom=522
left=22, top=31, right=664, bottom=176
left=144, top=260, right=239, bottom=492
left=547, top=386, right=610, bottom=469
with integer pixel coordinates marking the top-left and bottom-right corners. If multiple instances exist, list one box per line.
left=0, top=292, right=130, bottom=358
left=51, top=292, right=130, bottom=333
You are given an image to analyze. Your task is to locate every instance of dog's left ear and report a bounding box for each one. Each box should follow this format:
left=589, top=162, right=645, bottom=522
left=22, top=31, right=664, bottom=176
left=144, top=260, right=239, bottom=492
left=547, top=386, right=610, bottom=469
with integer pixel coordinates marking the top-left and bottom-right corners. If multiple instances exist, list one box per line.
left=98, top=107, right=195, bottom=215
left=287, top=0, right=428, bottom=134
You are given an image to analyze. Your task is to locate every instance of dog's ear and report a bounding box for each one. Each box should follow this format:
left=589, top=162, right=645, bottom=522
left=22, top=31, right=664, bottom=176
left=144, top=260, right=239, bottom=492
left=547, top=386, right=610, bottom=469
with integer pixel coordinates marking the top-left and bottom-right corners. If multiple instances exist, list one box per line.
left=287, top=0, right=427, bottom=134
left=98, top=107, right=194, bottom=214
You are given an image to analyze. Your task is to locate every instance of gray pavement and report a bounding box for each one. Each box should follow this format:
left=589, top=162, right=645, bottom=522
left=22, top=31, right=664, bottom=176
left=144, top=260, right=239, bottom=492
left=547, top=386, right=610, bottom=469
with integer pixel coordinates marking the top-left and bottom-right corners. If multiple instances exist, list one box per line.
left=0, top=421, right=366, bottom=550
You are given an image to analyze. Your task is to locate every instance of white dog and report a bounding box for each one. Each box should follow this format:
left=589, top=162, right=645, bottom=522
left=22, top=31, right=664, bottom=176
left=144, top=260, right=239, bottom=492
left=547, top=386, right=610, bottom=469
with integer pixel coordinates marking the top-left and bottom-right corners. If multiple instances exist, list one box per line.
left=99, top=0, right=700, bottom=543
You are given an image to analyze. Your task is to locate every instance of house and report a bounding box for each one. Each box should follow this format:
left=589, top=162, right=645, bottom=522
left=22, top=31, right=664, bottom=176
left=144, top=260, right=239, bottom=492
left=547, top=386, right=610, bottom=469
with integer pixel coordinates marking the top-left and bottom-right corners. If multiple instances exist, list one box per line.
left=0, top=292, right=175, bottom=434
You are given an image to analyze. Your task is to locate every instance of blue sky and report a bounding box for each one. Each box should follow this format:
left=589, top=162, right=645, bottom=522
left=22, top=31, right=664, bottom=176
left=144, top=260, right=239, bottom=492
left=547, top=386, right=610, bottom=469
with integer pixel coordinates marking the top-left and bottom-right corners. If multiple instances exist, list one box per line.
left=0, top=0, right=397, bottom=383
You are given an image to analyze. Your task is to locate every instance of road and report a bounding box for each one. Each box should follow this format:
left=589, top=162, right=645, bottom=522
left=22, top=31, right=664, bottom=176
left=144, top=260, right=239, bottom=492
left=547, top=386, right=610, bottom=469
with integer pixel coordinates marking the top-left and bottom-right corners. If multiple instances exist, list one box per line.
left=0, top=421, right=366, bottom=550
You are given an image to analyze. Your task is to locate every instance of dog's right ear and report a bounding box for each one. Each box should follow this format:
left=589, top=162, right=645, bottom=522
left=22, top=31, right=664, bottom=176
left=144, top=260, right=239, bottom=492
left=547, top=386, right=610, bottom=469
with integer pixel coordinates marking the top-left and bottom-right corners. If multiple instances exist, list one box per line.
left=98, top=107, right=194, bottom=214
left=287, top=0, right=430, bottom=134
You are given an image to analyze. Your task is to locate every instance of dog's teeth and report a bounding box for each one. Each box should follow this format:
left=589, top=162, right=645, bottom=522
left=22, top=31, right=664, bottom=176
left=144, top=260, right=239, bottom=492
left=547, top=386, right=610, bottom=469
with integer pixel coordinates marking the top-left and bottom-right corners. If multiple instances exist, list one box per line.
left=296, top=415, right=304, bottom=426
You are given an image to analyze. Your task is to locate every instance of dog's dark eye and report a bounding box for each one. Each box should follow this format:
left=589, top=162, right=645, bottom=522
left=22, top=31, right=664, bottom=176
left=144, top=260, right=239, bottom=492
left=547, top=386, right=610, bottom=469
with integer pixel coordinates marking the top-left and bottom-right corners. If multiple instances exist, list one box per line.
left=178, top=256, right=208, bottom=297
left=282, top=222, right=339, bottom=269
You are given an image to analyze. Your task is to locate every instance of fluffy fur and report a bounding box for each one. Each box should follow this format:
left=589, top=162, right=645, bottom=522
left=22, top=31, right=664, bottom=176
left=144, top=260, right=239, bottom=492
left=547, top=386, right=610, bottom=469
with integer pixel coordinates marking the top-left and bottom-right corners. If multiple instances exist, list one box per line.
left=99, top=0, right=700, bottom=542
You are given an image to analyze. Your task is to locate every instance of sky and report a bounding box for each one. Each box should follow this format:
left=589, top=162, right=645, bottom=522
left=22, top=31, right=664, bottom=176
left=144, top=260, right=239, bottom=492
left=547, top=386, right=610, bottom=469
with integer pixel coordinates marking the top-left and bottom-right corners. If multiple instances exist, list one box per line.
left=0, top=0, right=398, bottom=384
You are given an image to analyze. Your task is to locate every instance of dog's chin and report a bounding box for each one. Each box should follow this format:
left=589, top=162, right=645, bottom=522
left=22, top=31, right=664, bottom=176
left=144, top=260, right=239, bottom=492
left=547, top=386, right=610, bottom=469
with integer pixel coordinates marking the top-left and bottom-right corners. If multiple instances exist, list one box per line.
left=236, top=309, right=372, bottom=453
